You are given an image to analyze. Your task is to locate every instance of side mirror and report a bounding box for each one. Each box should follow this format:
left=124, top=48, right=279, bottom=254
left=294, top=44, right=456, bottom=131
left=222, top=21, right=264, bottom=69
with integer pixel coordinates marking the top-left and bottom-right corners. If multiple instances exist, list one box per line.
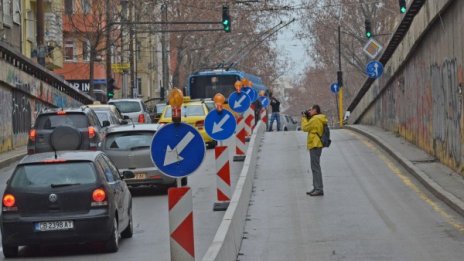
left=123, top=115, right=130, bottom=120
left=121, top=171, right=135, bottom=179
left=120, top=119, right=129, bottom=125
left=102, top=120, right=111, bottom=127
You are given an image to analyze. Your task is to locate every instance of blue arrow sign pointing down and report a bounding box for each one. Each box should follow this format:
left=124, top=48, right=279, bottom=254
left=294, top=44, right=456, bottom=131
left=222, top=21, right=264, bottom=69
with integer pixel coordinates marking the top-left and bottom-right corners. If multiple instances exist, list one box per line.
left=164, top=131, right=195, bottom=166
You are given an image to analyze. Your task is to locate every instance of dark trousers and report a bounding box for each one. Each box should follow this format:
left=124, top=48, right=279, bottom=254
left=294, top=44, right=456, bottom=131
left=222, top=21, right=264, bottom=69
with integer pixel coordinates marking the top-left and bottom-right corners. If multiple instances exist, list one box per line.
left=310, top=148, right=323, bottom=191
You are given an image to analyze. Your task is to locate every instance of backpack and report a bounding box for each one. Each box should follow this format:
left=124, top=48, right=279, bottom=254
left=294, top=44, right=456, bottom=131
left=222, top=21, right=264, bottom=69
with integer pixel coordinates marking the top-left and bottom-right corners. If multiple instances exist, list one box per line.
left=318, top=124, right=331, bottom=148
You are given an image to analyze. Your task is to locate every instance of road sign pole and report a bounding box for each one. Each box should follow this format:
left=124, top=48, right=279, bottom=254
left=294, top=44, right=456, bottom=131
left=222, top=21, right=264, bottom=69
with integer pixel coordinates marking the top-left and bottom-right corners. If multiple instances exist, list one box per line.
left=338, top=87, right=344, bottom=128
left=168, top=187, right=195, bottom=261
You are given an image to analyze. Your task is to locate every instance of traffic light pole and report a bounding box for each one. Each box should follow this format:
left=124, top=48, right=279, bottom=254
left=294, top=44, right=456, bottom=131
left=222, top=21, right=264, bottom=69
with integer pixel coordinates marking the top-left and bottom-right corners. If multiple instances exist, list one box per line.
left=338, top=25, right=344, bottom=128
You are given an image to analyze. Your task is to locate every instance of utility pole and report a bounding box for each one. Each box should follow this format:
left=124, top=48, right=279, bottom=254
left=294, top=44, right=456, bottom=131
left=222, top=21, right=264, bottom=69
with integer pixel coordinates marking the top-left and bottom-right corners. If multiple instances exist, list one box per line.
left=105, top=0, right=112, bottom=101
left=161, top=4, right=169, bottom=98
left=36, top=0, right=45, bottom=66
left=129, top=1, right=135, bottom=98
left=337, top=25, right=344, bottom=128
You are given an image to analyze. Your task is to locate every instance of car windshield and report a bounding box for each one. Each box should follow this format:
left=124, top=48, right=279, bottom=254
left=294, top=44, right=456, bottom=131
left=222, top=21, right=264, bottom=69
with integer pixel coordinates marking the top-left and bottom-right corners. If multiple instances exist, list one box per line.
left=36, top=113, right=88, bottom=129
left=164, top=105, right=205, bottom=117
left=10, top=162, right=97, bottom=188
left=156, top=104, right=167, bottom=115
left=95, top=111, right=110, bottom=124
left=104, top=131, right=155, bottom=150
left=109, top=101, right=142, bottom=113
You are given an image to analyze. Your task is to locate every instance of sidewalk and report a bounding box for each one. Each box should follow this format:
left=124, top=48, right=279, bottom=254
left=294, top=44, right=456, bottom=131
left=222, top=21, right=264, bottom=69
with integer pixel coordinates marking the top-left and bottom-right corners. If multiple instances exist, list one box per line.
left=0, top=146, right=27, bottom=169
left=347, top=124, right=464, bottom=216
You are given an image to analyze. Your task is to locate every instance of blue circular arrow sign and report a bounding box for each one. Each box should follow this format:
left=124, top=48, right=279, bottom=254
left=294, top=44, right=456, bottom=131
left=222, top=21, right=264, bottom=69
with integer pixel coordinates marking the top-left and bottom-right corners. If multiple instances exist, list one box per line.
left=242, top=87, right=257, bottom=102
left=366, top=61, right=384, bottom=79
left=330, top=83, right=340, bottom=93
left=228, top=91, right=251, bottom=113
left=258, top=96, right=270, bottom=108
left=205, top=109, right=237, bottom=141
left=150, top=123, right=205, bottom=178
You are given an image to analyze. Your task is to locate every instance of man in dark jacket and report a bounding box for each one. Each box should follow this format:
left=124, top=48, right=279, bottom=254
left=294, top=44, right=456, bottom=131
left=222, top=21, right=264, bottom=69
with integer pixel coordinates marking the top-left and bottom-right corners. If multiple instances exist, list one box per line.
left=268, top=92, right=281, bottom=131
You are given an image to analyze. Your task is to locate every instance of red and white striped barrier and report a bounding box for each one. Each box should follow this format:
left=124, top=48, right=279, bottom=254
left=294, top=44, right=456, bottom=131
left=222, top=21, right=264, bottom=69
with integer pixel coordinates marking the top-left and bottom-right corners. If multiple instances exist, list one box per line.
left=214, top=146, right=231, bottom=211
left=168, top=187, right=195, bottom=261
left=234, top=115, right=247, bottom=161
left=244, top=108, right=254, bottom=139
left=260, top=108, right=267, bottom=125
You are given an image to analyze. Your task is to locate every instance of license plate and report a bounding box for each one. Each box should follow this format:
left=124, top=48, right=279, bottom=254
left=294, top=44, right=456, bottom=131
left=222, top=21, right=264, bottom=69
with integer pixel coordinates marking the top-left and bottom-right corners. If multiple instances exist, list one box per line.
left=135, top=173, right=146, bottom=179
left=35, top=221, right=74, bottom=231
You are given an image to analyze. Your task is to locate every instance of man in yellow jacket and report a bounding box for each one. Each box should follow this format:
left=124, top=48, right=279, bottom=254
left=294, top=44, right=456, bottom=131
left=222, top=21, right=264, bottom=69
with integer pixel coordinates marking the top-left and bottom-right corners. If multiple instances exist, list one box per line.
left=301, top=104, right=328, bottom=196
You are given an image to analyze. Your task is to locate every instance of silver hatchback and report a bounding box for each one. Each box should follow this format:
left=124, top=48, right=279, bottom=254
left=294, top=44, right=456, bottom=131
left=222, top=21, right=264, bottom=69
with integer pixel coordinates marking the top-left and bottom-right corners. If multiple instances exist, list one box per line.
left=108, top=99, right=152, bottom=124
left=100, top=124, right=186, bottom=190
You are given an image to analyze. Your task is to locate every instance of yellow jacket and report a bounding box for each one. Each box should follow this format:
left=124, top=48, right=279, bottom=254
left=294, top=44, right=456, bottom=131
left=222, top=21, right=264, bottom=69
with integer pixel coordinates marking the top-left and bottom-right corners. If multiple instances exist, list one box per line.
left=301, top=114, right=328, bottom=149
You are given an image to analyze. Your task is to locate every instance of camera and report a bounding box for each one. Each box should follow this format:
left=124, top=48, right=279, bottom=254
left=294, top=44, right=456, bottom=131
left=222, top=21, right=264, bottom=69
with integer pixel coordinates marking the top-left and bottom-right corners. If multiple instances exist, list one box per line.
left=301, top=110, right=311, bottom=118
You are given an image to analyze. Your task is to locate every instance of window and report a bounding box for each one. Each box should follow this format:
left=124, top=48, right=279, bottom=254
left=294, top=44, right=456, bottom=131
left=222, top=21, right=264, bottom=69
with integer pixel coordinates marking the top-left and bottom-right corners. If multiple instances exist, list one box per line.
left=82, top=39, right=90, bottom=61
left=104, top=131, right=154, bottom=150
left=26, top=10, right=35, bottom=41
left=64, top=0, right=73, bottom=15
left=64, top=39, right=75, bottom=61
left=102, top=155, right=121, bottom=181
left=97, top=157, right=114, bottom=182
left=12, top=0, right=19, bottom=24
left=2, top=0, right=13, bottom=27
left=81, top=0, right=91, bottom=14
left=35, top=113, right=89, bottom=129
left=10, top=162, right=97, bottom=188
left=109, top=101, right=142, bottom=113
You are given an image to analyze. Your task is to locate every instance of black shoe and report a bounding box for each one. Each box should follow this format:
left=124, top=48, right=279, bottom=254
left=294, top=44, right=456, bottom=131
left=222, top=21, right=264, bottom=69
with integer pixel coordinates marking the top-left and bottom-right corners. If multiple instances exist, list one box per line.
left=306, top=189, right=315, bottom=195
left=308, top=190, right=324, bottom=196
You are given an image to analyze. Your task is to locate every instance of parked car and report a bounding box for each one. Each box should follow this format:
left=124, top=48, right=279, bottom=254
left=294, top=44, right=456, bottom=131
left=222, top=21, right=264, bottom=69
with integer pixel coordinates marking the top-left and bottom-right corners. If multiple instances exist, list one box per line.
left=108, top=99, right=152, bottom=124
left=100, top=124, right=186, bottom=190
left=269, top=113, right=299, bottom=131
left=0, top=151, right=134, bottom=257
left=88, top=104, right=128, bottom=127
left=158, top=99, right=216, bottom=148
left=27, top=107, right=108, bottom=155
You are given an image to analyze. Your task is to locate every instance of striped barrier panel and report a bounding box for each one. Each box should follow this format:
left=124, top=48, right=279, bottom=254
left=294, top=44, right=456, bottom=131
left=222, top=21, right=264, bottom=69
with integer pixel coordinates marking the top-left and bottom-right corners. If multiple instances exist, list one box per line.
left=234, top=116, right=247, bottom=161
left=168, top=187, right=195, bottom=261
left=213, top=146, right=231, bottom=211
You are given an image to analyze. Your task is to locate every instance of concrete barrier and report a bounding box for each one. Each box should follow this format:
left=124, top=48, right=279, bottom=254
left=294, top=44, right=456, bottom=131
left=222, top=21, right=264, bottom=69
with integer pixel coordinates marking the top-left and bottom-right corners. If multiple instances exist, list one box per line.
left=202, top=121, right=265, bottom=261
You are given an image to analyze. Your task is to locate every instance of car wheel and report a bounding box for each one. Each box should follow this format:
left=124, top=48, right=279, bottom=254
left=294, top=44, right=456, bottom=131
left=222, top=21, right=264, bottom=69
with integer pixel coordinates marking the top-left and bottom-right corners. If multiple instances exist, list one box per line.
left=51, top=126, right=82, bottom=151
left=2, top=243, right=18, bottom=258
left=105, top=217, right=119, bottom=253
left=121, top=206, right=133, bottom=239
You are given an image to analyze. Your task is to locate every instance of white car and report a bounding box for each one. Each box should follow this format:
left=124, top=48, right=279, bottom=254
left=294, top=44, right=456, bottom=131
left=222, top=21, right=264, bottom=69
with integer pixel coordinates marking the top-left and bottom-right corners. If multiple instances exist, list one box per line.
left=269, top=113, right=299, bottom=131
left=109, top=98, right=152, bottom=124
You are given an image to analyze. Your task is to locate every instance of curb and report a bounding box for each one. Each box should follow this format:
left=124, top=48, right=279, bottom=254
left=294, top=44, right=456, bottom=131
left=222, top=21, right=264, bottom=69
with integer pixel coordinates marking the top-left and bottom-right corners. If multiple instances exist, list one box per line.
left=346, top=126, right=464, bottom=217
left=202, top=121, right=266, bottom=261
left=0, top=151, right=26, bottom=169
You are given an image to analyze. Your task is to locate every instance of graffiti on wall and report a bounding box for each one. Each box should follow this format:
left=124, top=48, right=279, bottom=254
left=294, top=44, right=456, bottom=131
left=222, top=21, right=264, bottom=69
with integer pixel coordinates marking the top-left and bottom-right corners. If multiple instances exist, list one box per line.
left=0, top=87, right=13, bottom=152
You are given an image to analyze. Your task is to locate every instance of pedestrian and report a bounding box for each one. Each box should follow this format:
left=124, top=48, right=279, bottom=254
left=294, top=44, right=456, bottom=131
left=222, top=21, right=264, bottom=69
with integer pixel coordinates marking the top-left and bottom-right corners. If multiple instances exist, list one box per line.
left=301, top=104, right=328, bottom=196
left=268, top=92, right=281, bottom=131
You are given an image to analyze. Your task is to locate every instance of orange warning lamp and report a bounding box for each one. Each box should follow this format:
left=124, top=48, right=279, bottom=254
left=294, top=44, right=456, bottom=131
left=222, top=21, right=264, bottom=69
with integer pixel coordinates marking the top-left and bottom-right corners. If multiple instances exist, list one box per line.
left=234, top=80, right=243, bottom=93
left=213, top=93, right=225, bottom=111
left=168, top=88, right=183, bottom=123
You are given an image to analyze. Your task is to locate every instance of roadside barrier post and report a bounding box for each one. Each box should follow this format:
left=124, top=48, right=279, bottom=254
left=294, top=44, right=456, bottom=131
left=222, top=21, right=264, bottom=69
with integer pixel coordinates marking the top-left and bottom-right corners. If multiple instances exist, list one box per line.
left=213, top=145, right=231, bottom=211
left=234, top=115, right=246, bottom=161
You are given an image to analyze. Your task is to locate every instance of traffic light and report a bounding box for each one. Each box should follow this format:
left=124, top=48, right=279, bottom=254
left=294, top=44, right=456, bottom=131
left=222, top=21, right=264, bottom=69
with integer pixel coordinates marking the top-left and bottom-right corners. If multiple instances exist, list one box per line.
left=222, top=5, right=231, bottom=33
left=399, top=0, right=407, bottom=13
left=107, top=78, right=114, bottom=99
left=365, top=19, right=372, bottom=38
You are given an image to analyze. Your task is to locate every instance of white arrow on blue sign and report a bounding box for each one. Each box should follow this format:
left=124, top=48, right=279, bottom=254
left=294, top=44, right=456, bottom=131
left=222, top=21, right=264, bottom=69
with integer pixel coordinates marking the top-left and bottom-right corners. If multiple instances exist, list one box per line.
left=228, top=91, right=251, bottom=113
left=330, top=83, right=340, bottom=93
left=150, top=123, right=205, bottom=178
left=258, top=96, right=269, bottom=108
left=242, top=86, right=257, bottom=102
left=366, top=61, right=384, bottom=79
left=205, top=109, right=237, bottom=141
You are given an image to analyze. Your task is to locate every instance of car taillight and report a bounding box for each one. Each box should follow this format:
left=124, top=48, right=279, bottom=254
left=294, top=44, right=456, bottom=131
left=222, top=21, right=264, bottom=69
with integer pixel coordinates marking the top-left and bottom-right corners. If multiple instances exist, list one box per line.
left=138, top=114, right=145, bottom=123
left=56, top=111, right=66, bottom=115
left=2, top=194, right=17, bottom=211
left=195, top=120, right=205, bottom=130
left=91, top=188, right=108, bottom=207
left=88, top=126, right=96, bottom=139
left=29, top=129, right=36, bottom=141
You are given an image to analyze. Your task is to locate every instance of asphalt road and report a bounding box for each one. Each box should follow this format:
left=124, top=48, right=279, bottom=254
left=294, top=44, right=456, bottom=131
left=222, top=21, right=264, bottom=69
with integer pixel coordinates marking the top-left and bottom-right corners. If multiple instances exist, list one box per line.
left=0, top=138, right=243, bottom=260
left=239, top=130, right=464, bottom=261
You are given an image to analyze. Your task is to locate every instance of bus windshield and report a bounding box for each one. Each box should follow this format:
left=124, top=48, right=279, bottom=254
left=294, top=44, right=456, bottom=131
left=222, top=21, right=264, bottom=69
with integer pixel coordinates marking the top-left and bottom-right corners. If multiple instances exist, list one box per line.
left=189, top=75, right=240, bottom=99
